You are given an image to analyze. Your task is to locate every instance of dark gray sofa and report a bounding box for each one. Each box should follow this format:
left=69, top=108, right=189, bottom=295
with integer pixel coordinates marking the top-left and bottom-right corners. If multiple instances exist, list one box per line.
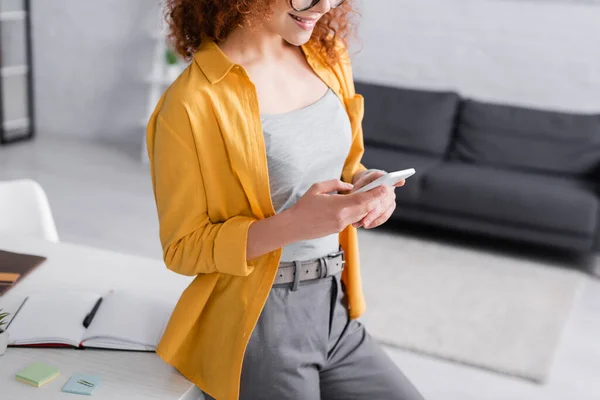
left=355, top=81, right=600, bottom=270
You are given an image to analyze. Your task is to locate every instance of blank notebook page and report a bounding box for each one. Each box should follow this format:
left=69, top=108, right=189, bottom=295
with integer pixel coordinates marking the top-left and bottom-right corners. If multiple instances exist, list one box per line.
left=7, top=291, right=101, bottom=347
left=82, top=291, right=175, bottom=351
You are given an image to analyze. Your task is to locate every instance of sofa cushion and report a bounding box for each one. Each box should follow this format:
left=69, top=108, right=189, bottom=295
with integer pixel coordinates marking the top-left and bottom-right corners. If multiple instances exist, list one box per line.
left=361, top=146, right=441, bottom=205
left=356, top=82, right=460, bottom=156
left=420, top=163, right=598, bottom=236
left=453, top=100, right=600, bottom=175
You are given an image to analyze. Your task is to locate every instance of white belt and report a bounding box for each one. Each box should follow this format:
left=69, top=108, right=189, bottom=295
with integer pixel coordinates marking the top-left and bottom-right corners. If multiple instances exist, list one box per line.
left=273, top=251, right=345, bottom=291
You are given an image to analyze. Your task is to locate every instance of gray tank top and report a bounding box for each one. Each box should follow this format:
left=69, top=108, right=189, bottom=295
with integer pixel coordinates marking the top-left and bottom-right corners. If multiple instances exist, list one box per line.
left=261, top=89, right=352, bottom=262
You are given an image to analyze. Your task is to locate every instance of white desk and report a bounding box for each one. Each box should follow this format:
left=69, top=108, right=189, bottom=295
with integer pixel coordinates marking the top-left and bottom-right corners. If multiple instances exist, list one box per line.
left=0, top=234, right=201, bottom=400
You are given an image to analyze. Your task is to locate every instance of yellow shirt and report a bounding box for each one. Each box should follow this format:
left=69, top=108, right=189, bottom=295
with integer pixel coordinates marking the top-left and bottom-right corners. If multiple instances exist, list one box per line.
left=147, top=39, right=368, bottom=400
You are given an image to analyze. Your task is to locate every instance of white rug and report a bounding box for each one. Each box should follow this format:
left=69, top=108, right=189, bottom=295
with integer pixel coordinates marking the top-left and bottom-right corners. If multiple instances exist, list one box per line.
left=357, top=229, right=584, bottom=382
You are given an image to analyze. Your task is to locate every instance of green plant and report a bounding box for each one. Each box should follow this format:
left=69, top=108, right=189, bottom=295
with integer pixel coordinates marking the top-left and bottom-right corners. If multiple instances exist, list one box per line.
left=165, top=48, right=178, bottom=65
left=0, top=309, right=9, bottom=332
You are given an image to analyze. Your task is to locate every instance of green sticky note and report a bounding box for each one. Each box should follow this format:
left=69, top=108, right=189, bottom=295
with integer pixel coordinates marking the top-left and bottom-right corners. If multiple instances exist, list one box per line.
left=16, top=362, right=60, bottom=387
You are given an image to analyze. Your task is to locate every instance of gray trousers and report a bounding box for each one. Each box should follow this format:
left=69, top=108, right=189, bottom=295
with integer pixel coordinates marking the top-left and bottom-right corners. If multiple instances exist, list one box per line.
left=203, top=273, right=425, bottom=400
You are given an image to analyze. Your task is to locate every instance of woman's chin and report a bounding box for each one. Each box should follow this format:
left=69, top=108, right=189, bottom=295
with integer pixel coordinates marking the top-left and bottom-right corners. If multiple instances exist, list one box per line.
left=282, top=30, right=313, bottom=47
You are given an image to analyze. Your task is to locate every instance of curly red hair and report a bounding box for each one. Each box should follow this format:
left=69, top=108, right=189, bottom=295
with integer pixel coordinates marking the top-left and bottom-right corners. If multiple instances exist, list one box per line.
left=164, top=0, right=356, bottom=66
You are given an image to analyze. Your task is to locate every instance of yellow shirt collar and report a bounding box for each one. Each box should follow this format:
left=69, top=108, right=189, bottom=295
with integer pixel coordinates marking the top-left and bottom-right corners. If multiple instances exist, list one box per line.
left=193, top=40, right=236, bottom=84
left=193, top=39, right=335, bottom=91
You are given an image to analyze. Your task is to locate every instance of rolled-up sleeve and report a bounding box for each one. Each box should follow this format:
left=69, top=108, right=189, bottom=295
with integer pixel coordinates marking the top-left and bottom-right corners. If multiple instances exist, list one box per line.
left=149, top=112, right=256, bottom=277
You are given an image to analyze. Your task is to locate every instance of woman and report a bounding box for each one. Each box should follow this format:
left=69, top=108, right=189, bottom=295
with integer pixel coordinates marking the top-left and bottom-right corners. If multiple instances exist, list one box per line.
left=147, top=0, right=424, bottom=399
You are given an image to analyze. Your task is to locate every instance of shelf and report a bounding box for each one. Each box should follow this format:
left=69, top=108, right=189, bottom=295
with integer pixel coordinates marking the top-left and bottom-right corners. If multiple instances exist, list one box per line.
left=0, top=1, right=34, bottom=145
left=146, top=73, right=173, bottom=86
left=3, top=118, right=29, bottom=131
left=1, top=65, right=28, bottom=77
left=146, top=69, right=187, bottom=85
left=151, top=30, right=165, bottom=40
left=0, top=10, right=26, bottom=21
left=150, top=24, right=169, bottom=40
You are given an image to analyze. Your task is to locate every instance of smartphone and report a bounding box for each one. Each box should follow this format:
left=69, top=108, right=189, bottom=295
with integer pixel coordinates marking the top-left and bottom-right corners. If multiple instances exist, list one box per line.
left=352, top=168, right=416, bottom=194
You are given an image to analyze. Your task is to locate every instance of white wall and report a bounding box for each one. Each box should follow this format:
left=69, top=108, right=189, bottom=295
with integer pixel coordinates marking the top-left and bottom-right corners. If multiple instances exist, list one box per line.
left=26, top=0, right=600, bottom=143
left=352, top=0, right=600, bottom=112
left=30, top=0, right=160, bottom=141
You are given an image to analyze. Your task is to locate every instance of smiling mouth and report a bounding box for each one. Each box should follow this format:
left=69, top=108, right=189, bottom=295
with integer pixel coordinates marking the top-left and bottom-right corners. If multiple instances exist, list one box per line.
left=289, top=13, right=318, bottom=30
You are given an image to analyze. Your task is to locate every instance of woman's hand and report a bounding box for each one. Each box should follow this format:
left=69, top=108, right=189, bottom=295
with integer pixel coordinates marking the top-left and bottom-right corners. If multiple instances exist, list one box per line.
left=351, top=169, right=404, bottom=229
left=287, top=179, right=388, bottom=242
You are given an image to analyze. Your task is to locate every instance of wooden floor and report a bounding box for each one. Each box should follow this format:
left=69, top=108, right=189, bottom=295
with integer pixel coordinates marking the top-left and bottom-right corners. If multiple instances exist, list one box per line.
left=1, top=136, right=599, bottom=400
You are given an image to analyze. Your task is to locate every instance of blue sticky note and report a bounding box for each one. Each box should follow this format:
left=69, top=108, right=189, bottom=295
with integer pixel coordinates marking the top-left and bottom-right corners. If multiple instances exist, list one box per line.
left=61, top=374, right=102, bottom=396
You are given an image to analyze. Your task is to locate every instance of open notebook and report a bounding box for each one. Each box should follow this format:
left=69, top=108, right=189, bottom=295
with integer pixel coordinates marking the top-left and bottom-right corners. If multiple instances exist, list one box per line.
left=6, top=291, right=176, bottom=351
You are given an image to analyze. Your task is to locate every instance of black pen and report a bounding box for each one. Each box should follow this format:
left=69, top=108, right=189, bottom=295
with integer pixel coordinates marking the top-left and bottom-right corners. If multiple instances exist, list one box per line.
left=5, top=297, right=29, bottom=330
left=83, top=297, right=103, bottom=328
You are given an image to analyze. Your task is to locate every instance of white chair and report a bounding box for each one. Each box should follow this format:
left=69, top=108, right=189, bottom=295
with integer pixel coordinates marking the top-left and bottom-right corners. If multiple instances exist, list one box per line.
left=0, top=179, right=59, bottom=242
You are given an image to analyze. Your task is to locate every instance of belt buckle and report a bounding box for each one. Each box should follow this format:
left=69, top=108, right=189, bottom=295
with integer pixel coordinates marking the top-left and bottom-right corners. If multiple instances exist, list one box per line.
left=326, top=250, right=345, bottom=267
left=326, top=250, right=343, bottom=259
